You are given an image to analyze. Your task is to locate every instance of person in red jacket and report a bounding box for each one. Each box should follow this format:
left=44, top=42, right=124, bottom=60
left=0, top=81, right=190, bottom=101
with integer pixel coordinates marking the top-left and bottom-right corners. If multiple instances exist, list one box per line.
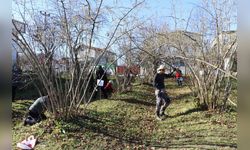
left=175, top=67, right=183, bottom=86
left=104, top=80, right=114, bottom=98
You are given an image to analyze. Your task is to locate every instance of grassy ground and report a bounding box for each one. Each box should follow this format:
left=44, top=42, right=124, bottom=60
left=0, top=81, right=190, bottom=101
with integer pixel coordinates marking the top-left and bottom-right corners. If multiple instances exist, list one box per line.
left=12, top=80, right=237, bottom=149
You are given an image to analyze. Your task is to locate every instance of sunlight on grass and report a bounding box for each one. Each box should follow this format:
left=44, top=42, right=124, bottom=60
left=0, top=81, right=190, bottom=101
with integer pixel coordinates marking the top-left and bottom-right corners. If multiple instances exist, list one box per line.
left=12, top=81, right=237, bottom=149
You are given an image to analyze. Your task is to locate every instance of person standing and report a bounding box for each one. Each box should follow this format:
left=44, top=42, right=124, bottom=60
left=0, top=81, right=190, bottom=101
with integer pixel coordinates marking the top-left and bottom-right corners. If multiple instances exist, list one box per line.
left=153, top=65, right=176, bottom=120
left=175, top=67, right=183, bottom=86
left=96, top=65, right=108, bottom=98
left=104, top=80, right=114, bottom=98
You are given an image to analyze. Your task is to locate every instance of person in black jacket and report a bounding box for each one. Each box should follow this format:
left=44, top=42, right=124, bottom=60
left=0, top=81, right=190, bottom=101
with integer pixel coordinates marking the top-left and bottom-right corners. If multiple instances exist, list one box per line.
left=96, top=65, right=108, bottom=98
left=153, top=65, right=176, bottom=120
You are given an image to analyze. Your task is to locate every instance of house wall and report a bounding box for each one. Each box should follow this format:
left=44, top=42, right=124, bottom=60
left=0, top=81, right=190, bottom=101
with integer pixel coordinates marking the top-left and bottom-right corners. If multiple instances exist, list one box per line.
left=78, top=48, right=117, bottom=66
left=117, top=65, right=140, bottom=75
left=78, top=49, right=96, bottom=61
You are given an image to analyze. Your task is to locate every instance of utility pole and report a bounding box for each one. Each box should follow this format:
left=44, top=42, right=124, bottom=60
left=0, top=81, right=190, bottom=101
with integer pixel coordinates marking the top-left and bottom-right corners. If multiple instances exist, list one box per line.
left=40, top=11, right=50, bottom=51
left=40, top=11, right=52, bottom=75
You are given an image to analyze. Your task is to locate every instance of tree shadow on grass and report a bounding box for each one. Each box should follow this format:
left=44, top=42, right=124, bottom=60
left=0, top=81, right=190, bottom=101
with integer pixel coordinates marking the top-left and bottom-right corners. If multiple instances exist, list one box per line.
left=171, top=92, right=193, bottom=101
left=167, top=143, right=237, bottom=149
left=169, top=107, right=205, bottom=118
left=166, top=84, right=178, bottom=89
left=120, top=90, right=154, bottom=98
left=141, top=82, right=153, bottom=87
left=60, top=113, right=144, bottom=145
left=112, top=98, right=155, bottom=107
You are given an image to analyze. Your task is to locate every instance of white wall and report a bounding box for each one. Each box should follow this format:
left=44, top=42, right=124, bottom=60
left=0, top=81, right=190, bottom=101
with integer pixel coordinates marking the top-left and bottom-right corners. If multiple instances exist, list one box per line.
left=78, top=49, right=96, bottom=61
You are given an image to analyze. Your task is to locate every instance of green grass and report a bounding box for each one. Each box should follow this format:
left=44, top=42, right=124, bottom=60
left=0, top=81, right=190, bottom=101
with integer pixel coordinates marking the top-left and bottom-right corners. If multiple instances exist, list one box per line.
left=12, top=80, right=237, bottom=149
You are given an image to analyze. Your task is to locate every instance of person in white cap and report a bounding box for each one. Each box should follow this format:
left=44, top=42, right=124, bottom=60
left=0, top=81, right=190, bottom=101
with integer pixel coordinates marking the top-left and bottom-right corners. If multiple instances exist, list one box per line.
left=153, top=65, right=176, bottom=120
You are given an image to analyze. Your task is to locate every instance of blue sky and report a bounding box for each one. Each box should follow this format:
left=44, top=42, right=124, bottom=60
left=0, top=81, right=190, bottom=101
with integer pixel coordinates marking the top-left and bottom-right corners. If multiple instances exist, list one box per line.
left=12, top=0, right=202, bottom=48
left=100, top=0, right=201, bottom=30
left=137, top=0, right=200, bottom=27
left=12, top=0, right=237, bottom=65
left=11, top=0, right=203, bottom=65
left=13, top=0, right=237, bottom=32
left=13, top=0, right=200, bottom=28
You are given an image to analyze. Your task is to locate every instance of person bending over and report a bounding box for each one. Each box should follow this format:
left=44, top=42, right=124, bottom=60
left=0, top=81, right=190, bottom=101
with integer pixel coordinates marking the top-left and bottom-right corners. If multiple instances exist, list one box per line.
left=24, top=96, right=50, bottom=126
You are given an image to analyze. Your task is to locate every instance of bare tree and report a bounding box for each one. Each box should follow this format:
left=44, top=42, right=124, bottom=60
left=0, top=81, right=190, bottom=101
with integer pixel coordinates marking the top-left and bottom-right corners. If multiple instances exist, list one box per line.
left=161, top=0, right=237, bottom=110
left=12, top=0, right=145, bottom=119
left=118, top=0, right=237, bottom=110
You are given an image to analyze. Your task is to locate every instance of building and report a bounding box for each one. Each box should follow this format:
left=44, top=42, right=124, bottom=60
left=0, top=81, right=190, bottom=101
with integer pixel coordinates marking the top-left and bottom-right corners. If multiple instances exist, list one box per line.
left=164, top=30, right=203, bottom=75
left=210, top=30, right=237, bottom=73
left=78, top=45, right=117, bottom=74
left=78, top=45, right=116, bottom=65
left=116, top=65, right=140, bottom=75
left=12, top=19, right=26, bottom=66
left=168, top=30, right=203, bottom=57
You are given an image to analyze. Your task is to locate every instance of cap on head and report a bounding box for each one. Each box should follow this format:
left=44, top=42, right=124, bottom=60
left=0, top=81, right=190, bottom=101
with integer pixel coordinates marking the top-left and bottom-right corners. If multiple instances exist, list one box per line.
left=157, top=65, right=165, bottom=71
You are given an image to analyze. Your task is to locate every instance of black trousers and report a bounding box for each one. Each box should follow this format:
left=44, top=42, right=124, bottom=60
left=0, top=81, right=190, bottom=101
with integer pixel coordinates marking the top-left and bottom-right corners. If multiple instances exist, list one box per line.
left=101, top=87, right=108, bottom=98
left=28, top=110, right=47, bottom=121
left=105, top=89, right=112, bottom=98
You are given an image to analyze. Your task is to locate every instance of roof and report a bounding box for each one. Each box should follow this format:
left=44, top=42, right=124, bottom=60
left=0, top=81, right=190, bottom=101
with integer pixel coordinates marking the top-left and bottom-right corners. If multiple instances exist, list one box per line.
left=169, top=30, right=203, bottom=37
left=221, top=30, right=236, bottom=34
left=80, top=44, right=115, bottom=55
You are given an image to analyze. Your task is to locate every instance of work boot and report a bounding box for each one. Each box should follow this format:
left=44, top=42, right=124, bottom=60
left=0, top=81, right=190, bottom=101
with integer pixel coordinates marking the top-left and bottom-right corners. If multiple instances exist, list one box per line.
left=160, top=112, right=166, bottom=117
left=155, top=113, right=162, bottom=121
left=156, top=115, right=162, bottom=121
left=160, top=112, right=169, bottom=120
